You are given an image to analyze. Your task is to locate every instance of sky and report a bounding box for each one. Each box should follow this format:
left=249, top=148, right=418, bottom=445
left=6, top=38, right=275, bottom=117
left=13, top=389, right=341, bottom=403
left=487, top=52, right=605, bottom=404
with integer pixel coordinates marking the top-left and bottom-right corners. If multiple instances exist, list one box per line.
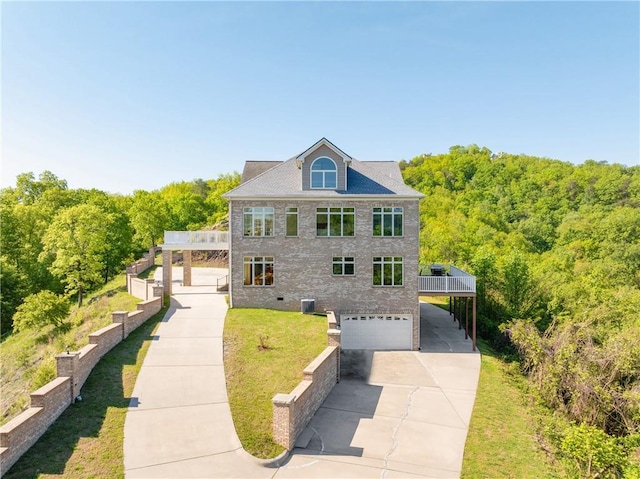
left=2, top=1, right=639, bottom=195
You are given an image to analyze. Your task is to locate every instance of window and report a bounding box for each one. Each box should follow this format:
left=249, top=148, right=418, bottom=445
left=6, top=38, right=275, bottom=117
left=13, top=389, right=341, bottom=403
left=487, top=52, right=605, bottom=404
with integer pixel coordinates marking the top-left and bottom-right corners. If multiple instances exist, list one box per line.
left=316, top=207, right=355, bottom=236
left=243, top=207, right=274, bottom=236
left=373, top=256, right=403, bottom=286
left=310, top=157, right=337, bottom=189
left=285, top=207, right=298, bottom=236
left=243, top=256, right=274, bottom=286
left=333, top=256, right=355, bottom=276
left=373, top=207, right=403, bottom=236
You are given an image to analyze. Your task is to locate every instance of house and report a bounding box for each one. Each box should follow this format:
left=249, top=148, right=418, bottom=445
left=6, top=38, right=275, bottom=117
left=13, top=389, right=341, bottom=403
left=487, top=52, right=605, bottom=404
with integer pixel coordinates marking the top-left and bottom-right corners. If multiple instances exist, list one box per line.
left=222, top=138, right=425, bottom=350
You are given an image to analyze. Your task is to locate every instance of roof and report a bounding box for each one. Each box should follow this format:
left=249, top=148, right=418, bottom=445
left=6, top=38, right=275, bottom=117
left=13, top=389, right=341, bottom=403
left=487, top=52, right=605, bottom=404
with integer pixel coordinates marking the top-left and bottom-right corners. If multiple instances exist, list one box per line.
left=225, top=158, right=423, bottom=199
left=241, top=161, right=282, bottom=183
left=224, top=139, right=424, bottom=199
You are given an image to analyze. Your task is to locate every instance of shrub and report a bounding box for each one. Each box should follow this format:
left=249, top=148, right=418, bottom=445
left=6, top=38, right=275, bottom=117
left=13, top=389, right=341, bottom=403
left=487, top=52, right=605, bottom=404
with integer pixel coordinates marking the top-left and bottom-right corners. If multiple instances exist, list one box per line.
left=12, top=291, right=70, bottom=333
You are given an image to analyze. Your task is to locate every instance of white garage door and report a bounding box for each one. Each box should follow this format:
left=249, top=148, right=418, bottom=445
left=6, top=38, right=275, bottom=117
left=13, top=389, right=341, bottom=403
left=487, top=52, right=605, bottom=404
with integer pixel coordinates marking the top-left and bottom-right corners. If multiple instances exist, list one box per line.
left=340, top=314, right=413, bottom=350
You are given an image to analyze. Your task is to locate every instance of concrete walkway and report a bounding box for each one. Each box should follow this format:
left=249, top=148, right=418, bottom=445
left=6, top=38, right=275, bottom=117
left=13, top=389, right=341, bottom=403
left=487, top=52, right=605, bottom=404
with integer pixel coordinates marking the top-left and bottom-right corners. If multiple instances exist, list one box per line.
left=123, top=268, right=273, bottom=478
left=124, top=269, right=480, bottom=478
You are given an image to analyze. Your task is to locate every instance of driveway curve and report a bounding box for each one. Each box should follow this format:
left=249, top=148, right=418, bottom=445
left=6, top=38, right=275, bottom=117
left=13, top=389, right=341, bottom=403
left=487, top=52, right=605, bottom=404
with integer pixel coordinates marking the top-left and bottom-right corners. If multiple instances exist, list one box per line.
left=124, top=268, right=480, bottom=478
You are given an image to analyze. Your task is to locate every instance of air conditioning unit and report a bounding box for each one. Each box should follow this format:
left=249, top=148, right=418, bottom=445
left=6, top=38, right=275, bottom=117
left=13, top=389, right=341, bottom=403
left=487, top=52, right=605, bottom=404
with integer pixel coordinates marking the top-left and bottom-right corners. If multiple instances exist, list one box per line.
left=301, top=299, right=315, bottom=314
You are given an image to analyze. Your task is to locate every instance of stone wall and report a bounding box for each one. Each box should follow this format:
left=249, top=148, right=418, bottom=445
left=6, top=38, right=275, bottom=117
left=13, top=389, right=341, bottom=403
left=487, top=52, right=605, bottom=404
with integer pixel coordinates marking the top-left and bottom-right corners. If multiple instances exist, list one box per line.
left=126, top=247, right=158, bottom=300
left=0, top=291, right=163, bottom=476
left=272, top=318, right=341, bottom=450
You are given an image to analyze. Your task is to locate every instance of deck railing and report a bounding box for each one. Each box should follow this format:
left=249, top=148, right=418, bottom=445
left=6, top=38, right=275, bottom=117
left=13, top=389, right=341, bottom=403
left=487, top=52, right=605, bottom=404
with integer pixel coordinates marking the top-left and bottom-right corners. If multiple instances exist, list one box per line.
left=418, top=264, right=476, bottom=294
left=162, top=231, right=229, bottom=249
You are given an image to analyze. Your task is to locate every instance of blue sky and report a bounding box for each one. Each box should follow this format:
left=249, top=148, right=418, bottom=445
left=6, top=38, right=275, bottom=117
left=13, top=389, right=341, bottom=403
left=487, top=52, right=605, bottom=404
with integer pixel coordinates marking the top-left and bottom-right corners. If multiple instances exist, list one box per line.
left=2, top=1, right=639, bottom=194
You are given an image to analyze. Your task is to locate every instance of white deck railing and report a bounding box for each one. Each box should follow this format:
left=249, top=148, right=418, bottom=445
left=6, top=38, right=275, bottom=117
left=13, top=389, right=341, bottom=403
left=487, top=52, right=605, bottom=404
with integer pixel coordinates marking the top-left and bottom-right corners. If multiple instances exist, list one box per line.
left=162, top=231, right=229, bottom=250
left=418, top=264, right=476, bottom=294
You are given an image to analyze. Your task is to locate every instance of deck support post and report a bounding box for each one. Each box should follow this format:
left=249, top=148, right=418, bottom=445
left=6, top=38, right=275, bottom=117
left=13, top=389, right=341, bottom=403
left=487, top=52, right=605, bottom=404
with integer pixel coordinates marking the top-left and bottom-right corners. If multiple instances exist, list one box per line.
left=472, top=296, right=477, bottom=351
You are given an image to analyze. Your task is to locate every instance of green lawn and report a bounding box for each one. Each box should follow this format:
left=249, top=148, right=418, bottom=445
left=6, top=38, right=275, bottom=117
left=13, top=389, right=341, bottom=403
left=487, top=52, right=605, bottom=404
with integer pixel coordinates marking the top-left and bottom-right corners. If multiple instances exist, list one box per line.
left=461, top=339, right=561, bottom=478
left=223, top=308, right=327, bottom=458
left=3, top=296, right=169, bottom=479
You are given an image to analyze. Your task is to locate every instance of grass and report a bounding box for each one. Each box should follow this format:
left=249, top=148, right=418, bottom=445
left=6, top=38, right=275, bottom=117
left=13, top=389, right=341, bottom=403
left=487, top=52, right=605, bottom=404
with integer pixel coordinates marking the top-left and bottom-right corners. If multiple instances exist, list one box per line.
left=223, top=308, right=327, bottom=459
left=3, top=296, right=169, bottom=479
left=461, top=338, right=561, bottom=478
left=1, top=275, right=140, bottom=426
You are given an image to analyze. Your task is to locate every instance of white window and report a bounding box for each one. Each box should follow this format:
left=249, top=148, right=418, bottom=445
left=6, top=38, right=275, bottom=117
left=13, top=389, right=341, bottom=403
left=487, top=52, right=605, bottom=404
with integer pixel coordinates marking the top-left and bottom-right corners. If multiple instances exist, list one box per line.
left=333, top=256, right=355, bottom=276
left=316, top=207, right=355, bottom=237
left=373, top=256, right=403, bottom=286
left=285, top=207, right=298, bottom=236
left=373, top=207, right=403, bottom=237
left=243, top=207, right=274, bottom=237
left=311, top=157, right=337, bottom=189
left=243, top=256, right=274, bottom=286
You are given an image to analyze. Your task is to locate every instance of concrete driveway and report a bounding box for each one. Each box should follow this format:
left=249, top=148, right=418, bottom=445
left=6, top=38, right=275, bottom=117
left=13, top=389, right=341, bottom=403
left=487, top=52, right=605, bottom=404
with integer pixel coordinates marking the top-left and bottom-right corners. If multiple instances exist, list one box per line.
left=125, top=268, right=480, bottom=479
left=277, top=302, right=480, bottom=478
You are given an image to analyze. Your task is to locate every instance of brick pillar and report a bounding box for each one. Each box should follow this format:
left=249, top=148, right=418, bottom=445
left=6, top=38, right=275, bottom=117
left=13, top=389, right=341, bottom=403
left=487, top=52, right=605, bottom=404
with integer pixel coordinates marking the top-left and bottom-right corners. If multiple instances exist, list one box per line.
left=163, top=250, right=172, bottom=295
left=56, top=352, right=80, bottom=401
left=272, top=393, right=295, bottom=450
left=183, top=250, right=192, bottom=286
left=112, top=311, right=129, bottom=339
left=152, top=285, right=164, bottom=303
left=328, top=329, right=341, bottom=382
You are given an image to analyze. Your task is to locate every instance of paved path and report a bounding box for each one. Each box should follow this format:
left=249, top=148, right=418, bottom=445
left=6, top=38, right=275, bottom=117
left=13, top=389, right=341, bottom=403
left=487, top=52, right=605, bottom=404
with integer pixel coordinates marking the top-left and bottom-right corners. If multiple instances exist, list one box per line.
left=124, top=269, right=480, bottom=478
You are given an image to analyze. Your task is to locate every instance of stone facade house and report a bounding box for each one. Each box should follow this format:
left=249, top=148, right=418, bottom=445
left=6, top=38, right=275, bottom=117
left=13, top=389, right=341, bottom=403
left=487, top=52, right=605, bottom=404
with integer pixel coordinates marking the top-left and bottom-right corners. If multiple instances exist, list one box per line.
left=223, top=138, right=425, bottom=350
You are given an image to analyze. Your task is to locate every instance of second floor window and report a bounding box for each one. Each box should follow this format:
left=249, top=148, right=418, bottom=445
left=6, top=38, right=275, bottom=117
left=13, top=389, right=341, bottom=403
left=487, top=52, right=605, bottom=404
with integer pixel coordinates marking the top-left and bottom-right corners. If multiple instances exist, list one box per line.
left=316, top=207, right=355, bottom=237
left=311, top=157, right=337, bottom=189
left=373, top=207, right=403, bottom=236
left=243, top=207, right=274, bottom=236
left=373, top=256, right=403, bottom=286
left=285, top=207, right=298, bottom=236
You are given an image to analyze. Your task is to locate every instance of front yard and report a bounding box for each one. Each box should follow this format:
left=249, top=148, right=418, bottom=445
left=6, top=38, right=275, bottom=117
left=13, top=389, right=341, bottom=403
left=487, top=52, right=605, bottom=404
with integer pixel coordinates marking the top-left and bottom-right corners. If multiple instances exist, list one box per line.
left=223, top=308, right=327, bottom=458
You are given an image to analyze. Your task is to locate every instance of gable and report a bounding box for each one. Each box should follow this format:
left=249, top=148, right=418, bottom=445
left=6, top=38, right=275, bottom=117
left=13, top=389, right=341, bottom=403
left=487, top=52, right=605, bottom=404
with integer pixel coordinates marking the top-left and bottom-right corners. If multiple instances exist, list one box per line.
left=301, top=144, right=349, bottom=191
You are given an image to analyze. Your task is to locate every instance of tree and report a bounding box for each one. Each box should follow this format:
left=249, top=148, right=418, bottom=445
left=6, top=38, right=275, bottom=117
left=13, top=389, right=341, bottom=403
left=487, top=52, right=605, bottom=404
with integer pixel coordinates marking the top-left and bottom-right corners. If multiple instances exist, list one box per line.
left=129, top=190, right=171, bottom=249
left=40, top=204, right=108, bottom=306
left=12, top=290, right=70, bottom=333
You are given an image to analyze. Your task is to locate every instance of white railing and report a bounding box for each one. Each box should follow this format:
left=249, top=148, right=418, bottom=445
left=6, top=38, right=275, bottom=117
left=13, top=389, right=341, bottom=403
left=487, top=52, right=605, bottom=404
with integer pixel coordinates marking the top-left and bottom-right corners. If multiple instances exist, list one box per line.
left=162, top=231, right=229, bottom=248
left=418, top=265, right=476, bottom=293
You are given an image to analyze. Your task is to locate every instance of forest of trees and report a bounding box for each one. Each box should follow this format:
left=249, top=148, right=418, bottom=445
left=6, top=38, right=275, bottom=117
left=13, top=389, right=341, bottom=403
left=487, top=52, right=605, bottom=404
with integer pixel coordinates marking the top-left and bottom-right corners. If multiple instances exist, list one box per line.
left=1, top=148, right=638, bottom=476
left=0, top=171, right=240, bottom=333
left=400, top=146, right=640, bottom=477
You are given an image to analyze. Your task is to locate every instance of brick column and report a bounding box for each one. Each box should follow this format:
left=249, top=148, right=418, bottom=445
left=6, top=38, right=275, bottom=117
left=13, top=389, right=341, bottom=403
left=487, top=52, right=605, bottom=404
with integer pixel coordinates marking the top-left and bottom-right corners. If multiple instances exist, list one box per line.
left=56, top=352, right=80, bottom=401
left=328, top=329, right=341, bottom=382
left=112, top=311, right=129, bottom=339
left=183, top=250, right=192, bottom=286
left=272, top=393, right=295, bottom=450
left=162, top=250, right=172, bottom=295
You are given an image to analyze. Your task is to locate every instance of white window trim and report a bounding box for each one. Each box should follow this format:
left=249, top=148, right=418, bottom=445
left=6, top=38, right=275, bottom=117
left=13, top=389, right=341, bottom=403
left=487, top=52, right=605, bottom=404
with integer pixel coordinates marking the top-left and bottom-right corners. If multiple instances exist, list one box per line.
left=310, top=157, right=338, bottom=189
left=316, top=207, right=355, bottom=237
left=372, top=256, right=404, bottom=287
left=332, top=256, right=355, bottom=276
left=243, top=207, right=274, bottom=237
left=243, top=256, right=275, bottom=287
left=373, top=207, right=404, bottom=237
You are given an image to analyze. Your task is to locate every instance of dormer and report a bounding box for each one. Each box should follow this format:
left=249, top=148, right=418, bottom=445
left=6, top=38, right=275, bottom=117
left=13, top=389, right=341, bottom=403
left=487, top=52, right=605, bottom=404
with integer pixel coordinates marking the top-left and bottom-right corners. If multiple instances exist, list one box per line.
left=296, top=138, right=352, bottom=191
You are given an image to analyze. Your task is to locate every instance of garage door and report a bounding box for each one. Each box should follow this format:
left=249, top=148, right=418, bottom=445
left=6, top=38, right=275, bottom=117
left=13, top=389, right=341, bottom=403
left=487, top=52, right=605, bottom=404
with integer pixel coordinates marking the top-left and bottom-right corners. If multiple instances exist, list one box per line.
left=340, top=314, right=413, bottom=350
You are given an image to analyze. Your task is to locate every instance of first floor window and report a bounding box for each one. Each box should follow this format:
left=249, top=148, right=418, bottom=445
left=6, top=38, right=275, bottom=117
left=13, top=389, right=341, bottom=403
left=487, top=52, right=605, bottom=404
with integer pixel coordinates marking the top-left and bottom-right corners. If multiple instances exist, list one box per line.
left=243, top=207, right=274, bottom=236
left=243, top=256, right=274, bottom=286
left=285, top=207, right=298, bottom=236
left=333, top=256, right=355, bottom=276
left=373, top=207, right=403, bottom=236
left=373, top=256, right=403, bottom=286
left=316, top=207, right=355, bottom=236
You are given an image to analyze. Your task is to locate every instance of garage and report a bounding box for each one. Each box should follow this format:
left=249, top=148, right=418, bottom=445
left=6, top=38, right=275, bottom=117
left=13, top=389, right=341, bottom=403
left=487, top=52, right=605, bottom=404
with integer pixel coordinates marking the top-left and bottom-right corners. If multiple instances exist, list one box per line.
left=340, top=314, right=413, bottom=350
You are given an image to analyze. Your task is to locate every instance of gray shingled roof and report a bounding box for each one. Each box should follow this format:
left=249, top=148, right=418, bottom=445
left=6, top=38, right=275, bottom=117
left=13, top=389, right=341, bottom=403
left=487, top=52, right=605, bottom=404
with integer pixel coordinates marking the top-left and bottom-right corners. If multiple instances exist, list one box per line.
left=224, top=157, right=423, bottom=199
left=241, top=161, right=282, bottom=183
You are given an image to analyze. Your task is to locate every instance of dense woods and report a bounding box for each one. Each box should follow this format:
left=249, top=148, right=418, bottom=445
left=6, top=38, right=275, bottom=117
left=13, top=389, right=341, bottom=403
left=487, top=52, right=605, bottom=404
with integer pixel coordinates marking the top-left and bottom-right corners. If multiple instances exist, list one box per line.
left=0, top=171, right=240, bottom=333
left=401, top=146, right=640, bottom=477
left=1, top=148, right=638, bottom=476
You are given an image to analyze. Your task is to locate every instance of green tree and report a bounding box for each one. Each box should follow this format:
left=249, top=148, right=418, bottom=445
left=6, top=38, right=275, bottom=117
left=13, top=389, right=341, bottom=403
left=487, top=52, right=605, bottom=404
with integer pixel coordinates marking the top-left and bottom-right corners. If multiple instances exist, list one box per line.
left=12, top=290, right=71, bottom=333
left=40, top=204, right=108, bottom=306
left=129, top=190, right=170, bottom=249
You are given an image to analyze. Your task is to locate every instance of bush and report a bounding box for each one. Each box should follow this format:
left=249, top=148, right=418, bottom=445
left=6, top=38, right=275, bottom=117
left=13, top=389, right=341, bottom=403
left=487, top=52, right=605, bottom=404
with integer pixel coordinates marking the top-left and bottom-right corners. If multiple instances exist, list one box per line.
left=12, top=291, right=70, bottom=333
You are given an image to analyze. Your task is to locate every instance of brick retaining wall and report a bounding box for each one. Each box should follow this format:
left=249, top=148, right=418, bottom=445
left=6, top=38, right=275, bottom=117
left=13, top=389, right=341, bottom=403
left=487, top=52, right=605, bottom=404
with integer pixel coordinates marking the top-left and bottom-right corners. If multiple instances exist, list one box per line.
left=0, top=292, right=163, bottom=476
left=272, top=315, right=341, bottom=450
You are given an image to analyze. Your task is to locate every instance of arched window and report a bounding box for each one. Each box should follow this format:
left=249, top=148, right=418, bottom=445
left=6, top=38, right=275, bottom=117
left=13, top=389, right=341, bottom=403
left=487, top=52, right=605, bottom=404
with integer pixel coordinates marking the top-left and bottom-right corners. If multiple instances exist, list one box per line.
left=310, top=157, right=337, bottom=189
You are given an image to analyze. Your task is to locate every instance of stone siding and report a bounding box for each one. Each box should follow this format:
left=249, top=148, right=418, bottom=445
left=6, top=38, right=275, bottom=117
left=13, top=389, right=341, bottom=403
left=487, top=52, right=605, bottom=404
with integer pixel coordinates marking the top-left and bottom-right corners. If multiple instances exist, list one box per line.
left=229, top=198, right=421, bottom=349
